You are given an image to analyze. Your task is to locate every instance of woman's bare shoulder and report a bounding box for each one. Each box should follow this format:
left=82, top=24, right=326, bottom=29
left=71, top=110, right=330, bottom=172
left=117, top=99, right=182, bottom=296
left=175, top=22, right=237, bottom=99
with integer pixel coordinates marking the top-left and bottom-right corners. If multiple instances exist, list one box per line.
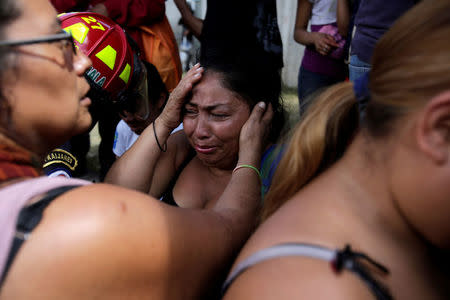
left=41, top=183, right=168, bottom=228
left=236, top=183, right=356, bottom=265
left=1, top=184, right=176, bottom=298
left=1, top=183, right=236, bottom=299
left=224, top=190, right=377, bottom=300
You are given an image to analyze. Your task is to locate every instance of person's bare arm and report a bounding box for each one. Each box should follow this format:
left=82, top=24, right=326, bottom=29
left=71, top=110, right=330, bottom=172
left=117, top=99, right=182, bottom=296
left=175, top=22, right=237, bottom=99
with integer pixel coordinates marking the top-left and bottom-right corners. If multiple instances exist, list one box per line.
left=337, top=0, right=350, bottom=37
left=147, top=130, right=191, bottom=198
left=293, top=0, right=313, bottom=45
left=294, top=0, right=338, bottom=56
left=104, top=64, right=203, bottom=193
left=174, top=0, right=203, bottom=38
left=2, top=102, right=273, bottom=299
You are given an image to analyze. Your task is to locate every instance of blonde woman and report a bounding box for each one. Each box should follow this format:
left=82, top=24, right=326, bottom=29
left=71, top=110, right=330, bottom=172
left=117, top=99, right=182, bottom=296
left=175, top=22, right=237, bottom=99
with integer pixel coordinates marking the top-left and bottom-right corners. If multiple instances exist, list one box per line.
left=223, top=1, right=450, bottom=299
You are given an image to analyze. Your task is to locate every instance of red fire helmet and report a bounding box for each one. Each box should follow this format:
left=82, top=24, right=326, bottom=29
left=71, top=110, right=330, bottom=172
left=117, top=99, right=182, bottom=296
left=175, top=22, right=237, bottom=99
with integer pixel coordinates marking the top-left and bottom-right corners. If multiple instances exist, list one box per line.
left=58, top=12, right=135, bottom=100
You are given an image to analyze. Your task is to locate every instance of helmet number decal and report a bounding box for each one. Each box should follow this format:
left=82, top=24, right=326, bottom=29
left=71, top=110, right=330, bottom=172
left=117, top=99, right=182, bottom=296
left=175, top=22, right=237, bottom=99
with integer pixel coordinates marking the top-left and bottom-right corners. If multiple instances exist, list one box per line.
left=81, top=16, right=105, bottom=31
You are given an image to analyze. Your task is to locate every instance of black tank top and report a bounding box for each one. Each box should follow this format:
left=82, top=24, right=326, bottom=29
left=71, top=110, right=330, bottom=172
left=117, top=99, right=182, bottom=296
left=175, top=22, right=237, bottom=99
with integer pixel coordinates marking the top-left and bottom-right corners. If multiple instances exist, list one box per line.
left=160, top=150, right=196, bottom=206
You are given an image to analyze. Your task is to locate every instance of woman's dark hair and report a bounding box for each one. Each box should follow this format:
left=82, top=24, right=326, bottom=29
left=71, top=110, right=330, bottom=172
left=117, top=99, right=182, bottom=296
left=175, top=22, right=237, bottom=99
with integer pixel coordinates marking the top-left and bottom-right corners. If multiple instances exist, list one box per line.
left=199, top=48, right=285, bottom=143
left=0, top=0, right=21, bottom=125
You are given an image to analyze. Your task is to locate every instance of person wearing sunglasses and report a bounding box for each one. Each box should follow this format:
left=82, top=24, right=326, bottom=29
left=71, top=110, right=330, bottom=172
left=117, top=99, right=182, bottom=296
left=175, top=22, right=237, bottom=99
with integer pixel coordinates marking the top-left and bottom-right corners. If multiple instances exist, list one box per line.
left=0, top=0, right=270, bottom=298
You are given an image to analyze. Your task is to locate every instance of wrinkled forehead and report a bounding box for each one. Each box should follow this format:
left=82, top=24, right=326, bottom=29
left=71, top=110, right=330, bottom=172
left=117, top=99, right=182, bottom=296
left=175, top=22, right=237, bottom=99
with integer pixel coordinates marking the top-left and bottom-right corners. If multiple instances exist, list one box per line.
left=190, top=71, right=247, bottom=108
left=6, top=0, right=60, bottom=40
left=192, top=71, right=225, bottom=93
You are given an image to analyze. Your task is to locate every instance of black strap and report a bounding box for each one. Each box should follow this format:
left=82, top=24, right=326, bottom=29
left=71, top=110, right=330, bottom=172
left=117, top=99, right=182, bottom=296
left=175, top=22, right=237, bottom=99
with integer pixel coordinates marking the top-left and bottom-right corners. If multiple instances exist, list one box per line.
left=221, top=243, right=392, bottom=300
left=332, top=245, right=392, bottom=300
left=161, top=149, right=196, bottom=206
left=0, top=185, right=80, bottom=286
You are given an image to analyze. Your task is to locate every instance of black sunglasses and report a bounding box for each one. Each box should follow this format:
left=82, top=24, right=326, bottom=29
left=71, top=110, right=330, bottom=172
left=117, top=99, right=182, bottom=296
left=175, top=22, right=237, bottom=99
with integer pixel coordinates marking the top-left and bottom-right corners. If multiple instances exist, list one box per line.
left=0, top=31, right=76, bottom=54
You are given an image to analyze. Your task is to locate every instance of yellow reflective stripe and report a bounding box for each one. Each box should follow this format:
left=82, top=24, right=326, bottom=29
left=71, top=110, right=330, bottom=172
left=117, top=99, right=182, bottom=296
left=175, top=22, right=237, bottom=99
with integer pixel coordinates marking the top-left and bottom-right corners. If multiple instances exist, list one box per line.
left=119, top=63, right=131, bottom=84
left=57, top=13, right=67, bottom=18
left=63, top=22, right=89, bottom=44
left=95, top=45, right=117, bottom=70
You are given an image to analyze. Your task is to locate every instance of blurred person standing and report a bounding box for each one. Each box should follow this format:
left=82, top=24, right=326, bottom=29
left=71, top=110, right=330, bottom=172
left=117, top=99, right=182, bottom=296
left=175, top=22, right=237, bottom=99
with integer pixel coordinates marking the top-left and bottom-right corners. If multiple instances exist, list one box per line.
left=174, top=0, right=283, bottom=72
left=222, top=1, right=450, bottom=298
left=348, top=0, right=419, bottom=81
left=294, top=0, right=349, bottom=114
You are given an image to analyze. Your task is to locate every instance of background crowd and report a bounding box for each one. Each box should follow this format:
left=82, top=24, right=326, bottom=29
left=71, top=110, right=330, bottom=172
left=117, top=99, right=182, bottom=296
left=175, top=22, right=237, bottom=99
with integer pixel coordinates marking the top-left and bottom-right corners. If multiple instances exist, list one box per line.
left=1, top=0, right=449, bottom=299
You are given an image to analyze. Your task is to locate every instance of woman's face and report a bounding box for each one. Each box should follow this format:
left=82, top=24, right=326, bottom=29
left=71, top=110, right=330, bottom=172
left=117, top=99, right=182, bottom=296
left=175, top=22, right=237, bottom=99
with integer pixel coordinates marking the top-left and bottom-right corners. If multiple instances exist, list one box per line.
left=183, top=72, right=250, bottom=169
left=2, top=0, right=92, bottom=155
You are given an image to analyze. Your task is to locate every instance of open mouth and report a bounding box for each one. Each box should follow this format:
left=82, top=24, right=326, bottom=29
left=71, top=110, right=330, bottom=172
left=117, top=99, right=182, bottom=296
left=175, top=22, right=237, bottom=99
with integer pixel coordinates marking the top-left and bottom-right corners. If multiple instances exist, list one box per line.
left=194, top=144, right=217, bottom=154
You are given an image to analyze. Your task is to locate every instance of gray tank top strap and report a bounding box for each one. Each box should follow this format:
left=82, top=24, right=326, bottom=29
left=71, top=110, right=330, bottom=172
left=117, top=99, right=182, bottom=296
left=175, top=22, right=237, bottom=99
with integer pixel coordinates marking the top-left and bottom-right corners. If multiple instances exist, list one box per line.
left=222, top=243, right=336, bottom=293
left=221, top=243, right=392, bottom=300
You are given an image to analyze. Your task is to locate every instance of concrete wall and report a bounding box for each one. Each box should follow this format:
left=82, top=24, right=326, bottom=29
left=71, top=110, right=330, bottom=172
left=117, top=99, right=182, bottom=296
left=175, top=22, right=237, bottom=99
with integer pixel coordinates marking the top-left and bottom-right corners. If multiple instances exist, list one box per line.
left=277, top=0, right=304, bottom=88
left=165, top=0, right=206, bottom=45
left=165, top=0, right=304, bottom=88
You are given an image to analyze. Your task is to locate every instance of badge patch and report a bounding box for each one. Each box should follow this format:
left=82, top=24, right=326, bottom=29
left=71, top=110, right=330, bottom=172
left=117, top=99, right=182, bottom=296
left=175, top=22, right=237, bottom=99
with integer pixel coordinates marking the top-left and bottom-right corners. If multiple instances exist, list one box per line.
left=43, top=148, right=78, bottom=171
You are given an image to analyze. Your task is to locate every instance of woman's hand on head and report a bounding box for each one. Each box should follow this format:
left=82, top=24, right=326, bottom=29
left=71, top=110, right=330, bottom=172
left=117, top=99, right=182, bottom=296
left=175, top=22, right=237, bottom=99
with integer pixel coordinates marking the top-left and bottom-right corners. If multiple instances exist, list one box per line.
left=159, top=63, right=204, bottom=130
left=238, top=102, right=274, bottom=164
left=312, top=32, right=339, bottom=56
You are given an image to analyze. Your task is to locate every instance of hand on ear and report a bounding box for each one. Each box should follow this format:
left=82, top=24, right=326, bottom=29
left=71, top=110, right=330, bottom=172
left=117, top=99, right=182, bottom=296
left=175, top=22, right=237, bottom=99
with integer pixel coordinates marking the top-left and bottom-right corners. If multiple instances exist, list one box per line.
left=417, top=90, right=450, bottom=164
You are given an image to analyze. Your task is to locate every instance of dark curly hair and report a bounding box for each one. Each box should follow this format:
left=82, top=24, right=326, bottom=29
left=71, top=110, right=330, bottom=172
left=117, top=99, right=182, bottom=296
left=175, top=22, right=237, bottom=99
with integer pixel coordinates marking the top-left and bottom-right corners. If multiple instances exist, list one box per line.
left=199, top=48, right=286, bottom=143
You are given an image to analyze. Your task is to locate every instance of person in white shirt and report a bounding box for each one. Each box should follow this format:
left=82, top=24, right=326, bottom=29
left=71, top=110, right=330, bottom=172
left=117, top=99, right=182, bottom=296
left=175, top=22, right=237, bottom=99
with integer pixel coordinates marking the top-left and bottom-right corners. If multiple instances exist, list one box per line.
left=113, top=60, right=183, bottom=157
